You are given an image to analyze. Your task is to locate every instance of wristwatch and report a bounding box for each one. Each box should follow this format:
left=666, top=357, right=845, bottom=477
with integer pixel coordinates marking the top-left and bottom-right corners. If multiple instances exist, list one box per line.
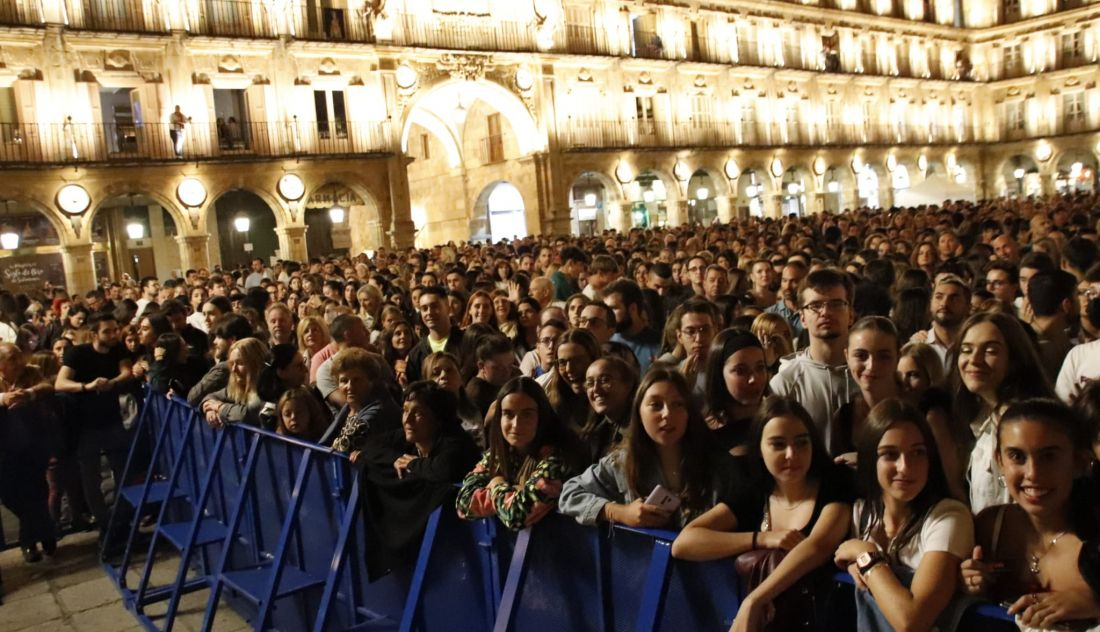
left=856, top=551, right=886, bottom=577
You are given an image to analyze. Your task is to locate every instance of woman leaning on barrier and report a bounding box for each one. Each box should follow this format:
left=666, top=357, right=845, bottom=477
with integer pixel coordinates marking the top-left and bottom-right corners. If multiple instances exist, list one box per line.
left=201, top=338, right=270, bottom=429
left=959, top=398, right=1100, bottom=632
left=456, top=376, right=585, bottom=530
left=672, top=396, right=854, bottom=632
left=361, top=381, right=480, bottom=578
left=560, top=368, right=722, bottom=530
left=834, top=399, right=973, bottom=632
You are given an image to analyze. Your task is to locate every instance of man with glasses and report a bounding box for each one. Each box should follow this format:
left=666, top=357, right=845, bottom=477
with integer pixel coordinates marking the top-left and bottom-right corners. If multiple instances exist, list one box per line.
left=686, top=255, right=708, bottom=297
left=1056, top=264, right=1100, bottom=401
left=522, top=319, right=567, bottom=381
left=983, top=261, right=1020, bottom=307
left=657, top=299, right=718, bottom=398
left=769, top=268, right=858, bottom=454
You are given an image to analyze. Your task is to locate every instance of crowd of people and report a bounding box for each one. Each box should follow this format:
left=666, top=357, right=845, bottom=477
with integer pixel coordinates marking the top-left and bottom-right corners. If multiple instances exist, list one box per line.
left=2, top=191, right=1100, bottom=631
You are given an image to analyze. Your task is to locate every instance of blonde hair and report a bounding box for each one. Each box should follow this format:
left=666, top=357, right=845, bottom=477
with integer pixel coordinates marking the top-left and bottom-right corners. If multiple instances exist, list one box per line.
left=899, top=342, right=946, bottom=389
left=296, top=315, right=331, bottom=355
left=226, top=338, right=270, bottom=404
left=751, top=312, right=794, bottom=358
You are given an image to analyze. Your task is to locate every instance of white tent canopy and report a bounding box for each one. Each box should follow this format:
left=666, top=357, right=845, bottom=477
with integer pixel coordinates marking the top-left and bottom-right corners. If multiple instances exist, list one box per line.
left=893, top=173, right=977, bottom=207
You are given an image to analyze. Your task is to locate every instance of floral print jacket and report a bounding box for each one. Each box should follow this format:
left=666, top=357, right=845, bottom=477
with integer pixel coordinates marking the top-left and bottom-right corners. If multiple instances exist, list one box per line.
left=455, top=446, right=566, bottom=530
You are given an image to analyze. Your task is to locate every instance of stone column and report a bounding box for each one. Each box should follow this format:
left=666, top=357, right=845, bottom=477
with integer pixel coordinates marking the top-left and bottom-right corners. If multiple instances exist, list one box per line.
left=1039, top=172, right=1056, bottom=197
left=60, top=242, right=96, bottom=295
left=715, top=195, right=733, bottom=224
left=607, top=201, right=630, bottom=233
left=671, top=199, right=688, bottom=227
left=276, top=225, right=309, bottom=263
left=768, top=194, right=783, bottom=219
left=388, top=154, right=415, bottom=248
left=176, top=234, right=211, bottom=271
left=813, top=192, right=827, bottom=214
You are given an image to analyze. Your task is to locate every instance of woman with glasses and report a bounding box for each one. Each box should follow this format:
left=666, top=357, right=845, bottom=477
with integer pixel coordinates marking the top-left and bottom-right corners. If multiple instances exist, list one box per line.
left=544, top=328, right=601, bottom=433
left=577, top=356, right=639, bottom=462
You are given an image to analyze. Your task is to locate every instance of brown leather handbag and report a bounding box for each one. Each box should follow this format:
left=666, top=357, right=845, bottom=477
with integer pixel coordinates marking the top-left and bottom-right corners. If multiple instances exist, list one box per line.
left=734, top=548, right=819, bottom=631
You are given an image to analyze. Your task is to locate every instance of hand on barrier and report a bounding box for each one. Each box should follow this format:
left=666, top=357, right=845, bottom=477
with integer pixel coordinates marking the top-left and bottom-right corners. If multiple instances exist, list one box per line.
left=846, top=563, right=868, bottom=591
left=201, top=400, right=224, bottom=428
left=605, top=499, right=672, bottom=528
left=759, top=529, right=805, bottom=551
left=349, top=450, right=362, bottom=464
left=731, top=595, right=775, bottom=632
left=1008, top=588, right=1100, bottom=630
left=960, top=545, right=1000, bottom=596
left=833, top=452, right=857, bottom=469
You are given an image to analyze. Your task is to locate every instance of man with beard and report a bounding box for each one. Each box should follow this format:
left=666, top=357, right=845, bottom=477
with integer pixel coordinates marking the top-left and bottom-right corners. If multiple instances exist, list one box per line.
left=764, top=259, right=807, bottom=338
left=911, top=274, right=970, bottom=373
left=605, top=279, right=661, bottom=373
left=769, top=268, right=858, bottom=454
left=54, top=312, right=135, bottom=539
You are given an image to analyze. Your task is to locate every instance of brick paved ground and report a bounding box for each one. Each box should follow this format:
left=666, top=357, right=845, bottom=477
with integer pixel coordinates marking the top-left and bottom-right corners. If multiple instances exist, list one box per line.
left=0, top=531, right=248, bottom=632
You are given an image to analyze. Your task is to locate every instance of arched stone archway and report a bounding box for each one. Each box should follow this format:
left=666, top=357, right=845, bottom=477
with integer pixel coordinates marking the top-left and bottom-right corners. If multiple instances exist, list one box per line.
left=91, top=193, right=186, bottom=282
left=625, top=169, right=677, bottom=228
left=999, top=154, right=1041, bottom=197
left=399, top=78, right=544, bottom=160
left=471, top=181, right=529, bottom=243
left=567, top=171, right=619, bottom=236
left=401, top=78, right=546, bottom=245
left=780, top=167, right=810, bottom=216
left=686, top=169, right=722, bottom=225
left=822, top=165, right=853, bottom=213
left=0, top=199, right=72, bottom=294
left=735, top=168, right=772, bottom=218
left=206, top=189, right=281, bottom=270
left=1054, top=149, right=1098, bottom=194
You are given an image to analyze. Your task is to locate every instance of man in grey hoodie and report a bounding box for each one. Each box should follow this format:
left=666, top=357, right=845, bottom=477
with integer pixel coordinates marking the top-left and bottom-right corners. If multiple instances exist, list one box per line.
left=768, top=268, right=858, bottom=455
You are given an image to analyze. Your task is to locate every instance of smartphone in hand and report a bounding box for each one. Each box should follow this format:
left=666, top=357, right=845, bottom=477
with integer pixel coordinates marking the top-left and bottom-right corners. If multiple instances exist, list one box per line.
left=644, top=485, right=681, bottom=512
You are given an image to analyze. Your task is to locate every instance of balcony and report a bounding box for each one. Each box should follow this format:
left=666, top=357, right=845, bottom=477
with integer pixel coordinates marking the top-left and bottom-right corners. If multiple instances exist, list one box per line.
left=67, top=0, right=167, bottom=34
left=0, top=119, right=391, bottom=165
left=562, top=119, right=976, bottom=150
left=0, top=0, right=40, bottom=27
left=391, top=13, right=538, bottom=53
left=190, top=0, right=276, bottom=39
left=293, top=5, right=373, bottom=43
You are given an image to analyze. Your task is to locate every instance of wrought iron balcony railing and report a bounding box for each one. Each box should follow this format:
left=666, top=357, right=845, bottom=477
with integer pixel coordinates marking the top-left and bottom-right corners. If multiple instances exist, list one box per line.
left=0, top=119, right=392, bottom=165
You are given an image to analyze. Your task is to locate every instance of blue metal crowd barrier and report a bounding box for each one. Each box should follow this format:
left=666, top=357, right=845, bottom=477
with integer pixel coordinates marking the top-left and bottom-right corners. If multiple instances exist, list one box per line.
left=103, top=392, right=1021, bottom=631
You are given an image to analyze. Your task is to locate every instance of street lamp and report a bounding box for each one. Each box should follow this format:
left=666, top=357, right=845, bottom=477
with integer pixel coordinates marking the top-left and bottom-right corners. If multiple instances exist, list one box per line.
left=329, top=206, right=346, bottom=224
left=126, top=222, right=145, bottom=240
left=234, top=216, right=250, bottom=233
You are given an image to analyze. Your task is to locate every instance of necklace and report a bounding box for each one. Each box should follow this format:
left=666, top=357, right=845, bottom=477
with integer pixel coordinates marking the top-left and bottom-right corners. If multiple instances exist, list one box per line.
left=1028, top=531, right=1068, bottom=575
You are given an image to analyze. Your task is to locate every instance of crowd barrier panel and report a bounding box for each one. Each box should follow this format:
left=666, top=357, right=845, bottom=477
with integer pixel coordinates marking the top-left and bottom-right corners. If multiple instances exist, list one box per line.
left=104, top=393, right=1024, bottom=632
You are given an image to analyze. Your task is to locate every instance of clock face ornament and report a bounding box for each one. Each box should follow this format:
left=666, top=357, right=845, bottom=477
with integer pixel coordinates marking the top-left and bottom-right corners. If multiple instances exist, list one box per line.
left=57, top=184, right=91, bottom=215
left=278, top=173, right=306, bottom=201
left=176, top=178, right=207, bottom=208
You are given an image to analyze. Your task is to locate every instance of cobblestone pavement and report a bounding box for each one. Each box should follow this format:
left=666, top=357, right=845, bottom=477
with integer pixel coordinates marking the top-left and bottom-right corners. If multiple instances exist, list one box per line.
left=0, top=531, right=248, bottom=632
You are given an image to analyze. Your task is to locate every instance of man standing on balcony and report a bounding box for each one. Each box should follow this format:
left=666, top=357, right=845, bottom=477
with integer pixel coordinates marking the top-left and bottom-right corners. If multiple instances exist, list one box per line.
left=169, top=105, right=187, bottom=157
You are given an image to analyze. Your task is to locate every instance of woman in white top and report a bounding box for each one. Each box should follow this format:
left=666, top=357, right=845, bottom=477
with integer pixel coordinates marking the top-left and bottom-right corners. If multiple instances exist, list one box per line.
left=834, top=398, right=974, bottom=632
left=951, top=312, right=1054, bottom=513
left=960, top=398, right=1100, bottom=632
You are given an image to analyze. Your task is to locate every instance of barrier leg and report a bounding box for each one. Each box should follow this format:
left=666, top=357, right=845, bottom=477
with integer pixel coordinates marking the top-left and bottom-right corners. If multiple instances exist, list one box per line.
left=199, top=434, right=262, bottom=632
left=398, top=507, right=443, bottom=632
left=310, top=475, right=362, bottom=632
left=492, top=527, right=533, bottom=632
left=635, top=540, right=673, bottom=632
